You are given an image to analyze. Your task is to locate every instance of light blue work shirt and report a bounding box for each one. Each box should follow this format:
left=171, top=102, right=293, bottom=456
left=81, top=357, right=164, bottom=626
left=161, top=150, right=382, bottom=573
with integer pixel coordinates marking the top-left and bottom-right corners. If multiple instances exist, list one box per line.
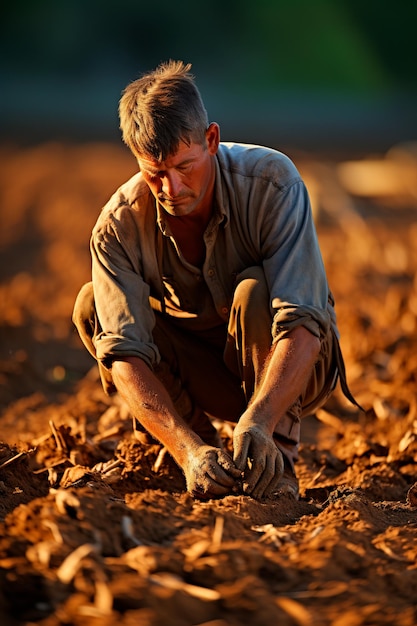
left=90, top=142, right=336, bottom=369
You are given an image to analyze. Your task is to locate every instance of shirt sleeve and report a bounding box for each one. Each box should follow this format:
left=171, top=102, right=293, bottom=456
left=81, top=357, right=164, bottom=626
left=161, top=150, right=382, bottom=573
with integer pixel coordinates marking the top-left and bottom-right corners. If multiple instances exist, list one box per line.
left=259, top=179, right=332, bottom=342
left=90, top=210, right=161, bottom=369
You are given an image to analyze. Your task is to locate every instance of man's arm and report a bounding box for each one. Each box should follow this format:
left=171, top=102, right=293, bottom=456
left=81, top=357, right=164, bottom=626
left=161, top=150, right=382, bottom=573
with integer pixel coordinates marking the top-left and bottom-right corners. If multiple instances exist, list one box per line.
left=233, top=325, right=320, bottom=498
left=111, top=356, right=241, bottom=498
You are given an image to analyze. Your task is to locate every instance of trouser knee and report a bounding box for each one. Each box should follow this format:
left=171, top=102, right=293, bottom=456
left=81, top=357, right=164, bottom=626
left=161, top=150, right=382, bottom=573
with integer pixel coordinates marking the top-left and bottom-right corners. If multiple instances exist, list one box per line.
left=231, top=266, right=272, bottom=341
left=72, top=282, right=96, bottom=358
left=225, top=267, right=273, bottom=397
left=72, top=282, right=115, bottom=394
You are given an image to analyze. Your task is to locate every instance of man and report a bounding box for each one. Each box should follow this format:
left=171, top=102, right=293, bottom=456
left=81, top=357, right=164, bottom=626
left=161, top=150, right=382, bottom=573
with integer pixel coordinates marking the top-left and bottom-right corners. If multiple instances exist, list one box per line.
left=73, top=60, right=355, bottom=501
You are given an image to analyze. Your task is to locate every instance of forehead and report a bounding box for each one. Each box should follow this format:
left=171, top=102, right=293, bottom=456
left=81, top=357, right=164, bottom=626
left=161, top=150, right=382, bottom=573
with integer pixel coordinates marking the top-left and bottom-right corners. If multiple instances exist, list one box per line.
left=137, top=140, right=204, bottom=171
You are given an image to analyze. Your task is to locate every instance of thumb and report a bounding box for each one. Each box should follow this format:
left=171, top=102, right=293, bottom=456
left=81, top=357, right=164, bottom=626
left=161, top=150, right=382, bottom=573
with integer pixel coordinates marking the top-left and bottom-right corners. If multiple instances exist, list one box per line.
left=233, top=431, right=251, bottom=471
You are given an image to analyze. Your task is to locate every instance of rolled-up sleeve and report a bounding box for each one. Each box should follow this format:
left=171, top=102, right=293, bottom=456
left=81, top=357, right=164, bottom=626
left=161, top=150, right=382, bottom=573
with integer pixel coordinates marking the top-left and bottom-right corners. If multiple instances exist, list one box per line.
left=91, top=211, right=160, bottom=369
left=260, top=180, right=331, bottom=342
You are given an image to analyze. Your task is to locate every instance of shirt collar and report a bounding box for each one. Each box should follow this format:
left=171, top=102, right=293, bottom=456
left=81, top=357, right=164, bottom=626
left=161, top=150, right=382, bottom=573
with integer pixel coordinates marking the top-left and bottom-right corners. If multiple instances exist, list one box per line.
left=213, top=151, right=230, bottom=228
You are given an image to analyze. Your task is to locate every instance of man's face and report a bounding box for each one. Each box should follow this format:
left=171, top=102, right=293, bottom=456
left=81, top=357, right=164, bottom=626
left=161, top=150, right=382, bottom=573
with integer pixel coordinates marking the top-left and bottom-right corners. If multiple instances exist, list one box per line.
left=137, top=123, right=220, bottom=217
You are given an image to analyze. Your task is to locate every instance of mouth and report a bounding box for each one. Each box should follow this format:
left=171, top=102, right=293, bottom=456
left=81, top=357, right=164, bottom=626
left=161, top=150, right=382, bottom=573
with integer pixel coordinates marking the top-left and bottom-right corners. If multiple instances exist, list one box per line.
left=161, top=196, right=183, bottom=203
left=159, top=193, right=190, bottom=204
left=160, top=198, right=190, bottom=210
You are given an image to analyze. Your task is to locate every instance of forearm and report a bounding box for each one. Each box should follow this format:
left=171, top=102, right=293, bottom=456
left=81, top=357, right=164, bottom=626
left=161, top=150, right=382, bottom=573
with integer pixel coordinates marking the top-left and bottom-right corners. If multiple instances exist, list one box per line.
left=245, top=325, right=320, bottom=432
left=112, top=355, right=241, bottom=498
left=111, top=356, right=202, bottom=467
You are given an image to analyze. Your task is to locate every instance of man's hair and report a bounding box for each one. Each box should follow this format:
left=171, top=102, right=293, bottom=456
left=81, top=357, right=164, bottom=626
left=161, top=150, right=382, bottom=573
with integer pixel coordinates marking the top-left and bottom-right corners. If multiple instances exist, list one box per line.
left=119, top=60, right=209, bottom=161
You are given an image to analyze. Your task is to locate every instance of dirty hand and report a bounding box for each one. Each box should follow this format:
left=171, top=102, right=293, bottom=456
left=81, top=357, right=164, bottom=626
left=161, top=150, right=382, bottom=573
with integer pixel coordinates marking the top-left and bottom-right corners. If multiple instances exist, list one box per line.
left=184, top=445, right=242, bottom=499
left=233, top=420, right=284, bottom=499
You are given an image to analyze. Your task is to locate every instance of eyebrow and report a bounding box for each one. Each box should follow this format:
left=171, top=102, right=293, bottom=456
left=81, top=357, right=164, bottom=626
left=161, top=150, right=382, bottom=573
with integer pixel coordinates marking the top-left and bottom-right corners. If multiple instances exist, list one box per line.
left=141, top=165, right=160, bottom=176
left=140, top=157, right=195, bottom=176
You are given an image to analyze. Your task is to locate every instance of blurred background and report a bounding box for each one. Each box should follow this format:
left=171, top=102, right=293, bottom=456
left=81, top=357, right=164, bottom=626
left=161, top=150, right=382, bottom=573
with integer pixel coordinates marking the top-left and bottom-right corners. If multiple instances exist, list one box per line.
left=1, top=0, right=416, bottom=154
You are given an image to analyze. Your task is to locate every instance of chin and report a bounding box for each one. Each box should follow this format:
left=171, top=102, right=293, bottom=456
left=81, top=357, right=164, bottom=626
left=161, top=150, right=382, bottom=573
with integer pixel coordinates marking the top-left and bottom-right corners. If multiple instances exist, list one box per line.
left=165, top=204, right=195, bottom=217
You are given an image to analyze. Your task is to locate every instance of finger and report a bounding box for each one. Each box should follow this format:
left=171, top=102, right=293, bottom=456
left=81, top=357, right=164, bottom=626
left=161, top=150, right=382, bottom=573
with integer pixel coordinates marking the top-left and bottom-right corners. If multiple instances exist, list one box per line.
left=251, top=451, right=282, bottom=499
left=263, top=449, right=285, bottom=496
left=205, top=461, right=237, bottom=487
left=252, top=449, right=284, bottom=499
left=191, top=480, right=231, bottom=500
left=217, top=451, right=243, bottom=478
left=242, top=453, right=266, bottom=494
left=232, top=431, right=251, bottom=470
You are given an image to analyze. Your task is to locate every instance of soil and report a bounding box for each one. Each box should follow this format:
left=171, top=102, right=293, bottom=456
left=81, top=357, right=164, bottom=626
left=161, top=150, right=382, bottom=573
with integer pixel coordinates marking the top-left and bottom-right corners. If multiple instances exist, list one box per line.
left=0, top=142, right=416, bottom=626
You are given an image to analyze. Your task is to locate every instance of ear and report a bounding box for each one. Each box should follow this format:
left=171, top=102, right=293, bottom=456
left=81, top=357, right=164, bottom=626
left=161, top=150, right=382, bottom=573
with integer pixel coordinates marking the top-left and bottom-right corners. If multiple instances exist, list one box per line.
left=205, top=122, right=220, bottom=155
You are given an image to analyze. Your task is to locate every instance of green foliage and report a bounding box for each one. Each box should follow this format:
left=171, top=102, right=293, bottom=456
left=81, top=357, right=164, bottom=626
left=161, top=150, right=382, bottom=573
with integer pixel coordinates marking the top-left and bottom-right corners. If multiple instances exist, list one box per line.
left=1, top=0, right=416, bottom=94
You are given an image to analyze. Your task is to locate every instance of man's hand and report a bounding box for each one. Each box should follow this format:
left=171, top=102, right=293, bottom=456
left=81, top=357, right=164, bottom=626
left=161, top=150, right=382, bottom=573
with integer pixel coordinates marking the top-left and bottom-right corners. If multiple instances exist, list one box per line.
left=184, top=445, right=242, bottom=499
left=230, top=327, right=320, bottom=499
left=233, top=421, right=284, bottom=499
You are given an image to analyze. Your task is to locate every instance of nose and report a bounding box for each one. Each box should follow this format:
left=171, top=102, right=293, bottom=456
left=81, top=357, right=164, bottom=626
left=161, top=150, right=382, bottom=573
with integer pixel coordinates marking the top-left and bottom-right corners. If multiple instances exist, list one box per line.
left=161, top=171, right=182, bottom=198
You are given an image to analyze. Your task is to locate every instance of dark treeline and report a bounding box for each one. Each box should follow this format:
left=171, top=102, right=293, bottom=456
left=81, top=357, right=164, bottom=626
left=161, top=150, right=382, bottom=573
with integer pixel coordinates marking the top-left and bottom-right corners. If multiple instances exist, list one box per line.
left=1, top=1, right=416, bottom=151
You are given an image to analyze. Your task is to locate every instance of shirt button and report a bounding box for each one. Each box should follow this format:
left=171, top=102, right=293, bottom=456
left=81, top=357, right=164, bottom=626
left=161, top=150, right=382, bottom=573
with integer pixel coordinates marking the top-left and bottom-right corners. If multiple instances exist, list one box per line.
left=208, top=268, right=215, bottom=277
left=221, top=306, right=229, bottom=315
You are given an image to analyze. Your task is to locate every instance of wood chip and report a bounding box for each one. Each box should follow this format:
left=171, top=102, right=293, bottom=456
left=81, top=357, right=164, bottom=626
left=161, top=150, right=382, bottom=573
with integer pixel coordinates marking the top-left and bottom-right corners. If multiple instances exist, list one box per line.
left=149, top=573, right=220, bottom=601
left=0, top=451, right=26, bottom=471
left=56, top=543, right=98, bottom=584
left=406, top=482, right=417, bottom=507
left=211, top=516, right=224, bottom=551
left=121, top=515, right=142, bottom=546
left=275, top=596, right=312, bottom=626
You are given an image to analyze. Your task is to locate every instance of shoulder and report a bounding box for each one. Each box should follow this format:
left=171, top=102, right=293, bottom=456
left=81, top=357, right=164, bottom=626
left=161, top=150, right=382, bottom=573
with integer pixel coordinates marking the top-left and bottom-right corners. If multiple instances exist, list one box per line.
left=93, top=171, right=153, bottom=238
left=216, top=142, right=301, bottom=190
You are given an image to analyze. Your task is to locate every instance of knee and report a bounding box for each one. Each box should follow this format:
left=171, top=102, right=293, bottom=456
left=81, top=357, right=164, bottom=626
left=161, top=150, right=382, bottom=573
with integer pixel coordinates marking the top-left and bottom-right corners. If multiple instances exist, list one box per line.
left=72, top=282, right=99, bottom=358
left=233, top=266, right=271, bottom=321
left=72, top=281, right=95, bottom=328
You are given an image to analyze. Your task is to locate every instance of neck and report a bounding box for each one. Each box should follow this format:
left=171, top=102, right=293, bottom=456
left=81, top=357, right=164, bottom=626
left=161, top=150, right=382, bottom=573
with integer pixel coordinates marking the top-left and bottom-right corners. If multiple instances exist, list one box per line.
left=165, top=203, right=214, bottom=268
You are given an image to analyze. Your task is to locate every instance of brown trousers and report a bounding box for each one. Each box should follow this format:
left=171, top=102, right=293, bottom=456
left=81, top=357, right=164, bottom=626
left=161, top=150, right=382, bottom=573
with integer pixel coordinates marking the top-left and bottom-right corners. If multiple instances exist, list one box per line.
left=73, top=267, right=338, bottom=467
